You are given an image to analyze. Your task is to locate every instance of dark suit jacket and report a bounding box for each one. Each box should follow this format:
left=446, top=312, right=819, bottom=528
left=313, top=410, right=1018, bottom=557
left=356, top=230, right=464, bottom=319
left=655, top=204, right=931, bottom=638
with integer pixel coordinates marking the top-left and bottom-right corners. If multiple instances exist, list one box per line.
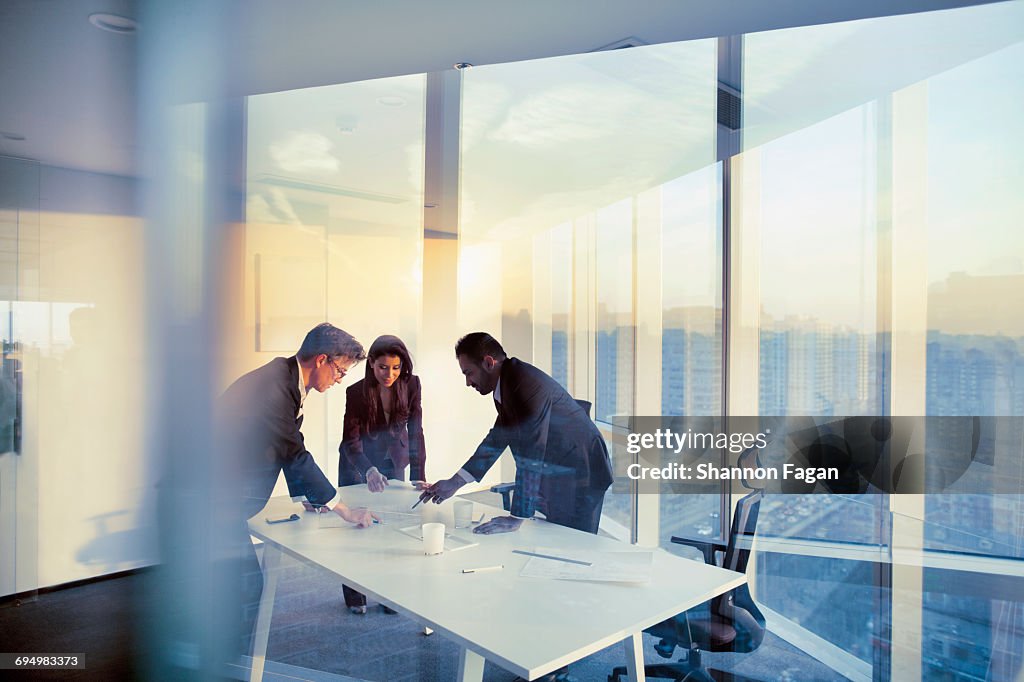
left=460, top=357, right=613, bottom=525
left=221, top=356, right=337, bottom=520
left=338, top=375, right=426, bottom=484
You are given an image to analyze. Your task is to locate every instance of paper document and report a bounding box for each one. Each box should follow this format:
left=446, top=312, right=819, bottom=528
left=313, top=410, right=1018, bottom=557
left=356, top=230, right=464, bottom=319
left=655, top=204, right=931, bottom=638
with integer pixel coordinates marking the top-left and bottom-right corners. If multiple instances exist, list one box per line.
left=518, top=546, right=653, bottom=583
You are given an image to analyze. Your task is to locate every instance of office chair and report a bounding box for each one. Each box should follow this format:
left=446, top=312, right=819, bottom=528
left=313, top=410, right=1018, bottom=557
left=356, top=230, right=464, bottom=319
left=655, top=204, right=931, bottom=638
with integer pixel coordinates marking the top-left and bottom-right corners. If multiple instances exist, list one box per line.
left=490, top=398, right=592, bottom=509
left=609, top=447, right=766, bottom=682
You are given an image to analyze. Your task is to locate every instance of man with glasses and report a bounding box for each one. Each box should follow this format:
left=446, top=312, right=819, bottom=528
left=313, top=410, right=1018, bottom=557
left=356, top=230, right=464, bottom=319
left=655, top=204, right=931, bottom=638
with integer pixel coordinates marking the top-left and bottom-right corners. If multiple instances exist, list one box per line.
left=221, top=322, right=376, bottom=653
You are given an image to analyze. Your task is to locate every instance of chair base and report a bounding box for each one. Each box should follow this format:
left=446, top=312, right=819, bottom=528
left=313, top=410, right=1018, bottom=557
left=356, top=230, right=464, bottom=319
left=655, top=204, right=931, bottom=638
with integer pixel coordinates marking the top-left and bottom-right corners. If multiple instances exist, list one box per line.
left=609, top=662, right=713, bottom=682
left=609, top=662, right=765, bottom=682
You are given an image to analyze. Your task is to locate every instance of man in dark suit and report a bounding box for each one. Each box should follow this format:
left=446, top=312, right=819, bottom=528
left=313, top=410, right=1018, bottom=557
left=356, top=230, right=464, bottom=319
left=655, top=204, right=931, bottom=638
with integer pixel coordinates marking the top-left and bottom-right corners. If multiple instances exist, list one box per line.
left=421, top=332, right=612, bottom=536
left=221, top=322, right=377, bottom=650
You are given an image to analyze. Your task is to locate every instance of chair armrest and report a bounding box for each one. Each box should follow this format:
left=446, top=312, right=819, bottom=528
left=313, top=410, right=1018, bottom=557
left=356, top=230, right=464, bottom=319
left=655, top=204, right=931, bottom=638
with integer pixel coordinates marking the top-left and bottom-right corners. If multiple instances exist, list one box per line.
left=671, top=536, right=727, bottom=565
left=490, top=483, right=514, bottom=512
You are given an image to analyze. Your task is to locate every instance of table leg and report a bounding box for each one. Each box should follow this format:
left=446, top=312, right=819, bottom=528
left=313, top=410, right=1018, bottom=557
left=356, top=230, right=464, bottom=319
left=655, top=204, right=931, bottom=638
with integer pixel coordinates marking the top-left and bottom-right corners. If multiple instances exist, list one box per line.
left=249, top=543, right=282, bottom=682
left=623, top=632, right=646, bottom=682
left=457, top=646, right=485, bottom=682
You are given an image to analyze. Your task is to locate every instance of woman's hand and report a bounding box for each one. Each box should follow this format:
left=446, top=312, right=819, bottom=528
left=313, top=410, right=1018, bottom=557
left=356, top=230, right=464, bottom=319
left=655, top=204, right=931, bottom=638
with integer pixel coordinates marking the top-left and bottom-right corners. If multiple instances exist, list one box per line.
left=366, top=467, right=389, bottom=493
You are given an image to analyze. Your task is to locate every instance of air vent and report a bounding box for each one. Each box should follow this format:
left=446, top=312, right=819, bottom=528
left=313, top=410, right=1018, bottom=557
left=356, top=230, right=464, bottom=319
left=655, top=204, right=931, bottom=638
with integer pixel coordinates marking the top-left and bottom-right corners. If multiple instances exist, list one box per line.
left=717, top=87, right=741, bottom=131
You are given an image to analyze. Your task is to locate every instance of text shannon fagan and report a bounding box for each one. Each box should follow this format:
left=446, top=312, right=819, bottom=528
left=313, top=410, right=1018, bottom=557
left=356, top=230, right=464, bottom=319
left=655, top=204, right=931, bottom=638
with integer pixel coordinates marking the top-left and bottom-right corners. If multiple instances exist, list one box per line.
left=625, top=462, right=839, bottom=485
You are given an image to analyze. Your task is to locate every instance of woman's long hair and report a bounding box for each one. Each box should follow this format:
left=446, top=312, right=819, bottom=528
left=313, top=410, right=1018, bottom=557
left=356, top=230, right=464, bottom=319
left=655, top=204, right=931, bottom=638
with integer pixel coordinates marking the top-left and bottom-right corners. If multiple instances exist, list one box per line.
left=362, top=335, right=414, bottom=434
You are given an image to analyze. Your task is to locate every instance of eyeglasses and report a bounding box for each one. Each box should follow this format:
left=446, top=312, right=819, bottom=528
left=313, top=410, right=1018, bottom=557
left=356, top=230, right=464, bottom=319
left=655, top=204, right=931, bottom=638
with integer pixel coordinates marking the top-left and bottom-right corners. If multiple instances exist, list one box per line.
left=328, top=357, right=352, bottom=378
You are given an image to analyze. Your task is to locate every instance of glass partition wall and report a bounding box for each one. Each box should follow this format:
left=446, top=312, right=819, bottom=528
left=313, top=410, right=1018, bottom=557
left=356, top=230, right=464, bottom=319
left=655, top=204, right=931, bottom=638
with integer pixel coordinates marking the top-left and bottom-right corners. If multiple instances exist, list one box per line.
left=232, top=2, right=1023, bottom=679
left=741, top=2, right=1024, bottom=680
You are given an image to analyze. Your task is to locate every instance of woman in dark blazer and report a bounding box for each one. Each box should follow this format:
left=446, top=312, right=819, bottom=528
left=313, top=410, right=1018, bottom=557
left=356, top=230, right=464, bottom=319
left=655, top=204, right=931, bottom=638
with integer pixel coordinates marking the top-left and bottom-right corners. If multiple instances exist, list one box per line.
left=338, top=334, right=426, bottom=613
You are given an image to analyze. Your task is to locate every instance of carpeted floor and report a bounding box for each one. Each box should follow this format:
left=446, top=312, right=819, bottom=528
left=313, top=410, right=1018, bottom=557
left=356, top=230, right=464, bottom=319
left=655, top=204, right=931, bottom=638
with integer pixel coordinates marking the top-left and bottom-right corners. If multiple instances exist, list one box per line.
left=0, top=557, right=850, bottom=681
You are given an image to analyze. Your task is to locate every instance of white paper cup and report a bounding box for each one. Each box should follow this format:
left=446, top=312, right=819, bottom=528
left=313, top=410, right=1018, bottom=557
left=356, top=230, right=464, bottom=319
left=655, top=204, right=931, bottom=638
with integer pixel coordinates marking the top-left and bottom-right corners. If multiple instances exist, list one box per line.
left=422, top=522, right=445, bottom=555
left=453, top=500, right=474, bottom=528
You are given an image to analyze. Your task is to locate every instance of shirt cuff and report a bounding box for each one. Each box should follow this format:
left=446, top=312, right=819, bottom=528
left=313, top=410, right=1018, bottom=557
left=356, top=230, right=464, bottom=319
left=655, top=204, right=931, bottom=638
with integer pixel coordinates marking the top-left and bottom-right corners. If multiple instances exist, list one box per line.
left=456, top=468, right=476, bottom=484
left=290, top=495, right=307, bottom=504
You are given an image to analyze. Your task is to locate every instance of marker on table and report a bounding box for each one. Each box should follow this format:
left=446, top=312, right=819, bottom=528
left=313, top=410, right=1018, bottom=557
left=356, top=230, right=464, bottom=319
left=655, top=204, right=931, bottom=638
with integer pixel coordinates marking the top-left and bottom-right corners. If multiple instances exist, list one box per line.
left=462, top=565, right=503, bottom=574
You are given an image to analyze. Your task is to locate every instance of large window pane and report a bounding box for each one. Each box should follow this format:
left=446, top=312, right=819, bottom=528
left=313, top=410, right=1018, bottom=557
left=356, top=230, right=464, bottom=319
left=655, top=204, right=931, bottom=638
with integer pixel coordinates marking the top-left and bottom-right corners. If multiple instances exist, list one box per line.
left=661, top=165, right=722, bottom=418
left=459, top=40, right=717, bottom=534
left=659, top=164, right=724, bottom=546
left=742, top=14, right=888, bottom=672
left=595, top=197, right=634, bottom=424
left=921, top=35, right=1024, bottom=560
left=550, top=222, right=572, bottom=391
left=921, top=568, right=1023, bottom=681
left=246, top=74, right=426, bottom=483
left=757, top=553, right=882, bottom=665
left=743, top=3, right=1024, bottom=679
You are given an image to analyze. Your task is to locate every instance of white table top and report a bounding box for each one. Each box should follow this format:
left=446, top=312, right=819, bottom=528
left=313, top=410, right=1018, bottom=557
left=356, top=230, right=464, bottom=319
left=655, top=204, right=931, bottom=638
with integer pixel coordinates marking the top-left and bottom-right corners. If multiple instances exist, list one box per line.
left=249, top=483, right=746, bottom=680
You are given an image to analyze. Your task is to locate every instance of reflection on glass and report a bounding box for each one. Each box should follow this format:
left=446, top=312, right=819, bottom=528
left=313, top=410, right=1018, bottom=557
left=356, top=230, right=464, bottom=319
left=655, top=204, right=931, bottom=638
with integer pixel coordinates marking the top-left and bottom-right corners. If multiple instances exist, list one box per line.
left=752, top=105, right=880, bottom=418
left=921, top=568, right=1023, bottom=681
left=745, top=104, right=885, bottom=549
left=745, top=3, right=1024, bottom=679
left=246, top=75, right=426, bottom=466
left=757, top=553, right=882, bottom=665
left=595, top=198, right=634, bottom=424
left=551, top=222, right=572, bottom=391
left=659, top=164, right=723, bottom=545
left=743, top=10, right=884, bottom=673
left=661, top=165, right=722, bottom=417
left=459, top=40, right=716, bottom=536
left=460, top=41, right=716, bottom=245
left=922, top=39, right=1024, bottom=561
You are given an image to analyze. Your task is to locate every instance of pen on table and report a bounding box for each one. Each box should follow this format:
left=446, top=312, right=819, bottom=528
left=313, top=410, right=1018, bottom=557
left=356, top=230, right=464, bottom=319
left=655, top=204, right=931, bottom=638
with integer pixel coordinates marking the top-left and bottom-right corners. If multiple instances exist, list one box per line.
left=462, top=565, right=503, bottom=574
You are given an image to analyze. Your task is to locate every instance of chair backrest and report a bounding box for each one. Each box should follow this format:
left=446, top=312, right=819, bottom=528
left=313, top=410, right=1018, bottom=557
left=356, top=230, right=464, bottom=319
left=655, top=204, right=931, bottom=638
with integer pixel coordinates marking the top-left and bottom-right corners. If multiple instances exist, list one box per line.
left=714, top=446, right=766, bottom=651
left=723, top=445, right=765, bottom=575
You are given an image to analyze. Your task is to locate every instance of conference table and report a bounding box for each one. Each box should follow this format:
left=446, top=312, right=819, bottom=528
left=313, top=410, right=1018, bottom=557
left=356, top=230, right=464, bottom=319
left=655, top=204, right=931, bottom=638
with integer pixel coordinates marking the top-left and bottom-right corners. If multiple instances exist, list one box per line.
left=247, top=484, right=745, bottom=682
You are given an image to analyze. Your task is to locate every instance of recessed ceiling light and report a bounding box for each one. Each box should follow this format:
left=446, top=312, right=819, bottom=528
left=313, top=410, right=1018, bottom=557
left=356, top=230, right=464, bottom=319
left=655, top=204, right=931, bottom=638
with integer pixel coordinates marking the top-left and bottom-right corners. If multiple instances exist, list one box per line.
left=0, top=131, right=25, bottom=141
left=88, top=13, right=138, bottom=34
left=375, top=96, right=406, bottom=108
left=454, top=62, right=474, bottom=70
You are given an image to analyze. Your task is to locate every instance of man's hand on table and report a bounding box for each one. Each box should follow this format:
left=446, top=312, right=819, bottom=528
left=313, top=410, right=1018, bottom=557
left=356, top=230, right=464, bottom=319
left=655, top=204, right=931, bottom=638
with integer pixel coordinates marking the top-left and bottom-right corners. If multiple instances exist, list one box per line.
left=473, top=515, right=524, bottom=535
left=419, top=475, right=465, bottom=504
left=365, top=466, right=389, bottom=493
